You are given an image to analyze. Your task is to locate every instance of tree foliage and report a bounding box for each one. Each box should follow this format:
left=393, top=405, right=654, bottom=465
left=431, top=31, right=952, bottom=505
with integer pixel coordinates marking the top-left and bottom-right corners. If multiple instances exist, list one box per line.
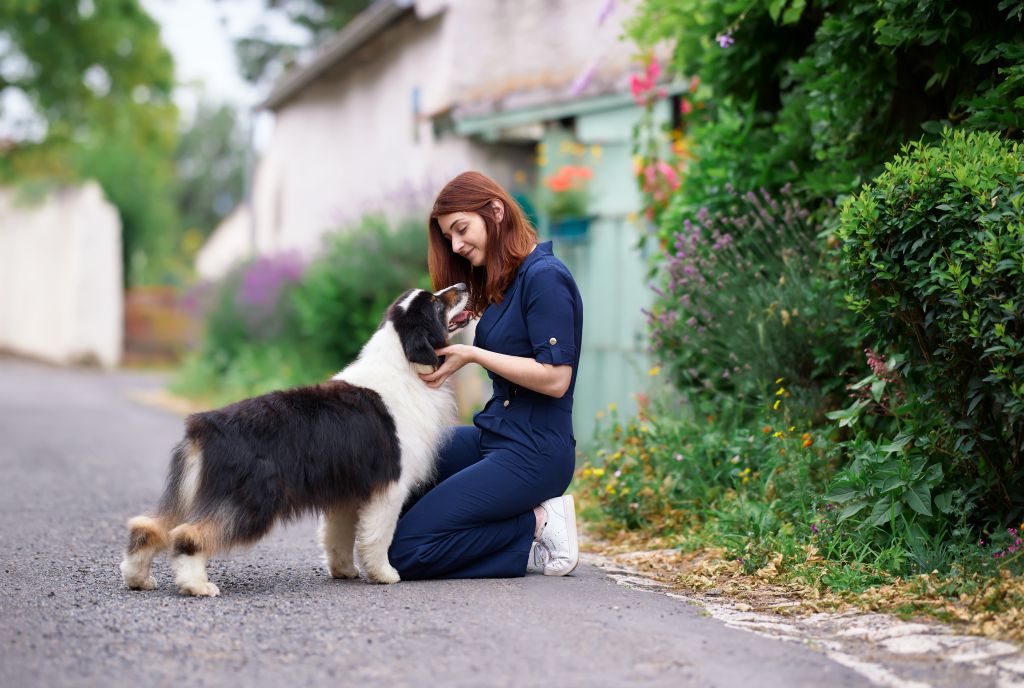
left=174, top=100, right=249, bottom=240
left=0, top=0, right=182, bottom=284
left=628, top=0, right=1024, bottom=215
left=227, top=0, right=372, bottom=85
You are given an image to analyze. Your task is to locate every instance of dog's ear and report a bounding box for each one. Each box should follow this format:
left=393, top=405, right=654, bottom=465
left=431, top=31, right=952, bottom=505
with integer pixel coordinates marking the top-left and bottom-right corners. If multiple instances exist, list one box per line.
left=403, top=333, right=440, bottom=368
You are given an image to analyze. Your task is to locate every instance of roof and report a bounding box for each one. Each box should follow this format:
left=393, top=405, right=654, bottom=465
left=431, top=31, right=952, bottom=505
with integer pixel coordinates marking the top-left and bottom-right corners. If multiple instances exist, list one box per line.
left=258, top=0, right=415, bottom=111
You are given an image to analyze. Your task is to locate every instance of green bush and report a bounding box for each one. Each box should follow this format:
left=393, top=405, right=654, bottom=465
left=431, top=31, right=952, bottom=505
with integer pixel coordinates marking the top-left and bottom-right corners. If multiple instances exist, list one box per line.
left=628, top=0, right=1024, bottom=217
left=577, top=389, right=836, bottom=566
left=646, top=184, right=857, bottom=422
left=170, top=252, right=314, bottom=404
left=839, top=129, right=1024, bottom=514
left=171, top=214, right=430, bottom=405
left=291, top=215, right=431, bottom=371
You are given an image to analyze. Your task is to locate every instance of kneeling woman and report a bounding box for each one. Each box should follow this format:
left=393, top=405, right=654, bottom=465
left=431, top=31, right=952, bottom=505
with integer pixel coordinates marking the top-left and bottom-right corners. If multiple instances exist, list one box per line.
left=388, top=170, right=583, bottom=579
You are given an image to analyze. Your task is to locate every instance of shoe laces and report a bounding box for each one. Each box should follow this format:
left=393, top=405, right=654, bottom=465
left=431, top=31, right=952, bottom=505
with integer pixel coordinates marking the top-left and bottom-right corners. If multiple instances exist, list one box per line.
left=532, top=541, right=551, bottom=568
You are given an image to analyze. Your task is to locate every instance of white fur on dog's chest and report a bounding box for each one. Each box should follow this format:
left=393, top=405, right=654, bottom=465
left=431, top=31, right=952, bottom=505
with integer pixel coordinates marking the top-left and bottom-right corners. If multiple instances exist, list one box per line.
left=334, top=323, right=457, bottom=491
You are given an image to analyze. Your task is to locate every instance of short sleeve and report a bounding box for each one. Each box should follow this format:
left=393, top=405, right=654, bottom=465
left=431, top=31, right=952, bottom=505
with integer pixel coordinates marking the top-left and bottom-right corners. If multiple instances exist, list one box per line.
left=523, top=263, right=577, bottom=366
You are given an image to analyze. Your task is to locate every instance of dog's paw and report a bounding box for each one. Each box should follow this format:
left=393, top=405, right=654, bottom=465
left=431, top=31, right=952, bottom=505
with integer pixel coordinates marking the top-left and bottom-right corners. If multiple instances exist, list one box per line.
left=178, top=580, right=220, bottom=597
left=366, top=565, right=400, bottom=585
left=124, top=575, right=157, bottom=591
left=328, top=561, right=359, bottom=579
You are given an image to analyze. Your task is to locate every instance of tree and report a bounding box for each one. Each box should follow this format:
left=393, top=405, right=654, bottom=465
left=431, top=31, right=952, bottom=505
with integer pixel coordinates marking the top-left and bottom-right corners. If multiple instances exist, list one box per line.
left=0, top=0, right=181, bottom=284
left=175, top=100, right=249, bottom=243
left=226, top=0, right=371, bottom=85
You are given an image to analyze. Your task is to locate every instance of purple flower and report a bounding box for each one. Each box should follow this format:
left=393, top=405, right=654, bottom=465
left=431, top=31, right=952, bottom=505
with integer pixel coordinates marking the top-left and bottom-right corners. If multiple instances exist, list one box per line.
left=811, top=523, right=818, bottom=535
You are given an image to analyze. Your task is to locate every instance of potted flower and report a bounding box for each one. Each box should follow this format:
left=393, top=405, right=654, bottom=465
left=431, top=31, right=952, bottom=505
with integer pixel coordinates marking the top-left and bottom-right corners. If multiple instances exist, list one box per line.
left=543, top=164, right=594, bottom=240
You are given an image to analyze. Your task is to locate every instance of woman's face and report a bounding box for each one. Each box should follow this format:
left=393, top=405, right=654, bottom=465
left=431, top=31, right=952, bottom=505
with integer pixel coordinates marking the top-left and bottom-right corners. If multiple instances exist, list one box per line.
left=437, top=209, right=492, bottom=267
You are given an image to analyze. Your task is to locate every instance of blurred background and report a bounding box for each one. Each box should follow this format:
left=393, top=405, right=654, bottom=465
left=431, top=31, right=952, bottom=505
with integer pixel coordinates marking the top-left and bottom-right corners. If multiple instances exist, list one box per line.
left=0, top=0, right=666, bottom=439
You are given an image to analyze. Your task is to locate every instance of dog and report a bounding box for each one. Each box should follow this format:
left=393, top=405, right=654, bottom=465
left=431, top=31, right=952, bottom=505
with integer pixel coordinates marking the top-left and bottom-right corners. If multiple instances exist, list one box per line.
left=119, top=283, right=471, bottom=596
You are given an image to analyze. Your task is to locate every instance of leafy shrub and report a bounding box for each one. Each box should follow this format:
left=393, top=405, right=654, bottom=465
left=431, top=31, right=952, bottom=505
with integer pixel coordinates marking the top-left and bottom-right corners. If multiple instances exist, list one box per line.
left=172, top=215, right=430, bottom=405
left=645, top=184, right=856, bottom=420
left=170, top=252, right=313, bottom=403
left=627, top=0, right=1024, bottom=217
left=839, top=128, right=1024, bottom=515
left=577, top=388, right=836, bottom=559
left=291, top=215, right=431, bottom=371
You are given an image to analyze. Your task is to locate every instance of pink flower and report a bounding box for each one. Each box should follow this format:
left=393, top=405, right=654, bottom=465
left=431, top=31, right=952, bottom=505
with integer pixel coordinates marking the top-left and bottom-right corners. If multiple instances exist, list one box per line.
left=680, top=98, right=694, bottom=115
left=717, top=32, right=735, bottom=48
left=630, top=57, right=664, bottom=105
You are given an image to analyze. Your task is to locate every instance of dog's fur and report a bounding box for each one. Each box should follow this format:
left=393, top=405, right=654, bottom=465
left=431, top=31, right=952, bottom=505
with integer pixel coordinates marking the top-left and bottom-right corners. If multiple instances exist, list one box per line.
left=119, top=284, right=469, bottom=596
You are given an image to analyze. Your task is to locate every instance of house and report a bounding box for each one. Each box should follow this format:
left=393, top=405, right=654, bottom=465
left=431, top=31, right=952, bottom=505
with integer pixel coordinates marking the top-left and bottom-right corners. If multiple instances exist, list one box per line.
left=198, top=0, right=683, bottom=439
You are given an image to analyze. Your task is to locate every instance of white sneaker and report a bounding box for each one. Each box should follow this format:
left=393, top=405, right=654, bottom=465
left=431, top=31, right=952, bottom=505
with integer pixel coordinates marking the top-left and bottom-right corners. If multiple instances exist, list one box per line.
left=533, top=494, right=579, bottom=576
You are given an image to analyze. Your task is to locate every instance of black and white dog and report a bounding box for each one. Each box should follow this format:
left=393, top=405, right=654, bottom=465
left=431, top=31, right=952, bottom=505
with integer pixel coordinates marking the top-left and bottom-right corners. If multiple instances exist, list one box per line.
left=120, top=284, right=471, bottom=596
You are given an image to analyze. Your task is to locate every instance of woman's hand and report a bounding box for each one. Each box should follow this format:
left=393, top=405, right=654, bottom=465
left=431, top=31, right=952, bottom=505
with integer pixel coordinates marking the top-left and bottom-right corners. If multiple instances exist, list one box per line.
left=419, top=344, right=476, bottom=388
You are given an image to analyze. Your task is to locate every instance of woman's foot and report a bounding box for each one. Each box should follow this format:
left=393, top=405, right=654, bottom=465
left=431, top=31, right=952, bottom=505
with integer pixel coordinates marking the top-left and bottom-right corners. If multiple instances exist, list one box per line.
left=530, top=494, right=579, bottom=576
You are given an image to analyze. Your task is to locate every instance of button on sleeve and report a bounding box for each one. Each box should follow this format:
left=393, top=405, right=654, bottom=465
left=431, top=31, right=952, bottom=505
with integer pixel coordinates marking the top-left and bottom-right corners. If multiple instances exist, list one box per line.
left=524, top=264, right=577, bottom=366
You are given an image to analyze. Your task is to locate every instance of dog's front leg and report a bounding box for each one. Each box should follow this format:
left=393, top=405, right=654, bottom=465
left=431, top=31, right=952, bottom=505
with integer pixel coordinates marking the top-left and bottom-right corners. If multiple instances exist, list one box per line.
left=321, top=505, right=359, bottom=579
left=355, top=483, right=406, bottom=584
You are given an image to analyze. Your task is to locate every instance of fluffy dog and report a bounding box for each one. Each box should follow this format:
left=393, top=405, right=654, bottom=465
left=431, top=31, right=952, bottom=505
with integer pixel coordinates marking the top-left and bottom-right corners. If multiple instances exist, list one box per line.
left=120, top=283, right=470, bottom=596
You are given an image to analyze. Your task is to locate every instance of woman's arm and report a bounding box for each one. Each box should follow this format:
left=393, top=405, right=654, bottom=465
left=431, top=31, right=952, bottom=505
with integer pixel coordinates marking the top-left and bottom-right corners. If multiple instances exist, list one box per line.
left=418, top=344, right=572, bottom=398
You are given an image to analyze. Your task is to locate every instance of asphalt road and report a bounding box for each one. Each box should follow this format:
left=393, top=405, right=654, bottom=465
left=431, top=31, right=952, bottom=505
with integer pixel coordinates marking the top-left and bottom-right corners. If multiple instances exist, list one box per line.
left=0, top=357, right=873, bottom=687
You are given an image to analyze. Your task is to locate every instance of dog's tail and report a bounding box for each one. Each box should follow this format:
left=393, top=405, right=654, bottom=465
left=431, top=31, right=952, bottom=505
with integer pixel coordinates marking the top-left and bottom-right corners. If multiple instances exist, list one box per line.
left=156, top=438, right=200, bottom=522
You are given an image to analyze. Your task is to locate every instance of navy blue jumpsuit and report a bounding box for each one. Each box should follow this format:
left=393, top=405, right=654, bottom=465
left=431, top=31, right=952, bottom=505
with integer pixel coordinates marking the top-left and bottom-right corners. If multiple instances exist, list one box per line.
left=388, top=242, right=583, bottom=579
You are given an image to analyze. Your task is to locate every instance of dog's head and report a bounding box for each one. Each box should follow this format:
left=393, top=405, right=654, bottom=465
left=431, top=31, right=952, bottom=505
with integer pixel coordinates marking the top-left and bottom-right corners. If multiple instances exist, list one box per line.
left=387, top=283, right=471, bottom=370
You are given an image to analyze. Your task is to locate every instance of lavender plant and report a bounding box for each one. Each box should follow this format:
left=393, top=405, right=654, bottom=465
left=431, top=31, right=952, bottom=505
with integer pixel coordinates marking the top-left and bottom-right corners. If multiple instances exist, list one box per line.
left=645, top=184, right=856, bottom=420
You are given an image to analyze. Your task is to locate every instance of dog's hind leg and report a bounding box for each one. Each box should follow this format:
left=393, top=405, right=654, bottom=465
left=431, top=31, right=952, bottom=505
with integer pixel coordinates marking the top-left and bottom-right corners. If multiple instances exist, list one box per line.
left=321, top=506, right=359, bottom=579
left=169, top=520, right=222, bottom=597
left=355, top=484, right=406, bottom=584
left=120, top=515, right=172, bottom=590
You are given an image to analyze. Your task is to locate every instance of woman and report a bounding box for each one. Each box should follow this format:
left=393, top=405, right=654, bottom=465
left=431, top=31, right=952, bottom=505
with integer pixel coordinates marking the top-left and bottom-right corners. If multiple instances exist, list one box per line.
left=387, top=170, right=583, bottom=579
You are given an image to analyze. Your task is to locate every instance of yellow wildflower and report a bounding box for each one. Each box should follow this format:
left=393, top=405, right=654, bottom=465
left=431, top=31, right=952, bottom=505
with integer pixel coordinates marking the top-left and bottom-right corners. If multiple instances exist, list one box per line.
left=788, top=426, right=796, bottom=432
left=775, top=377, right=785, bottom=384
left=596, top=410, right=604, bottom=419
left=590, top=145, right=603, bottom=158
left=592, top=468, right=605, bottom=478
left=773, top=431, right=784, bottom=439
left=608, top=402, right=617, bottom=412
left=648, top=366, right=661, bottom=376
left=773, top=399, right=781, bottom=410
left=606, top=484, right=616, bottom=494
left=775, top=387, right=786, bottom=396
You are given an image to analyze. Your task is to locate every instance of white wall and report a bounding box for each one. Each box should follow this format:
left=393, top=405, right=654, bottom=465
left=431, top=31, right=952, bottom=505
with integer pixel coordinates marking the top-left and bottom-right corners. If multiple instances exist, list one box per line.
left=195, top=202, right=253, bottom=281
left=250, top=10, right=529, bottom=260
left=0, top=182, right=123, bottom=368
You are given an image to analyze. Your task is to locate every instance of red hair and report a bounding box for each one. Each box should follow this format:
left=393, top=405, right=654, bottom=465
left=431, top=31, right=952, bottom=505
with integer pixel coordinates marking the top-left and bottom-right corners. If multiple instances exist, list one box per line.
left=428, top=171, right=537, bottom=314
